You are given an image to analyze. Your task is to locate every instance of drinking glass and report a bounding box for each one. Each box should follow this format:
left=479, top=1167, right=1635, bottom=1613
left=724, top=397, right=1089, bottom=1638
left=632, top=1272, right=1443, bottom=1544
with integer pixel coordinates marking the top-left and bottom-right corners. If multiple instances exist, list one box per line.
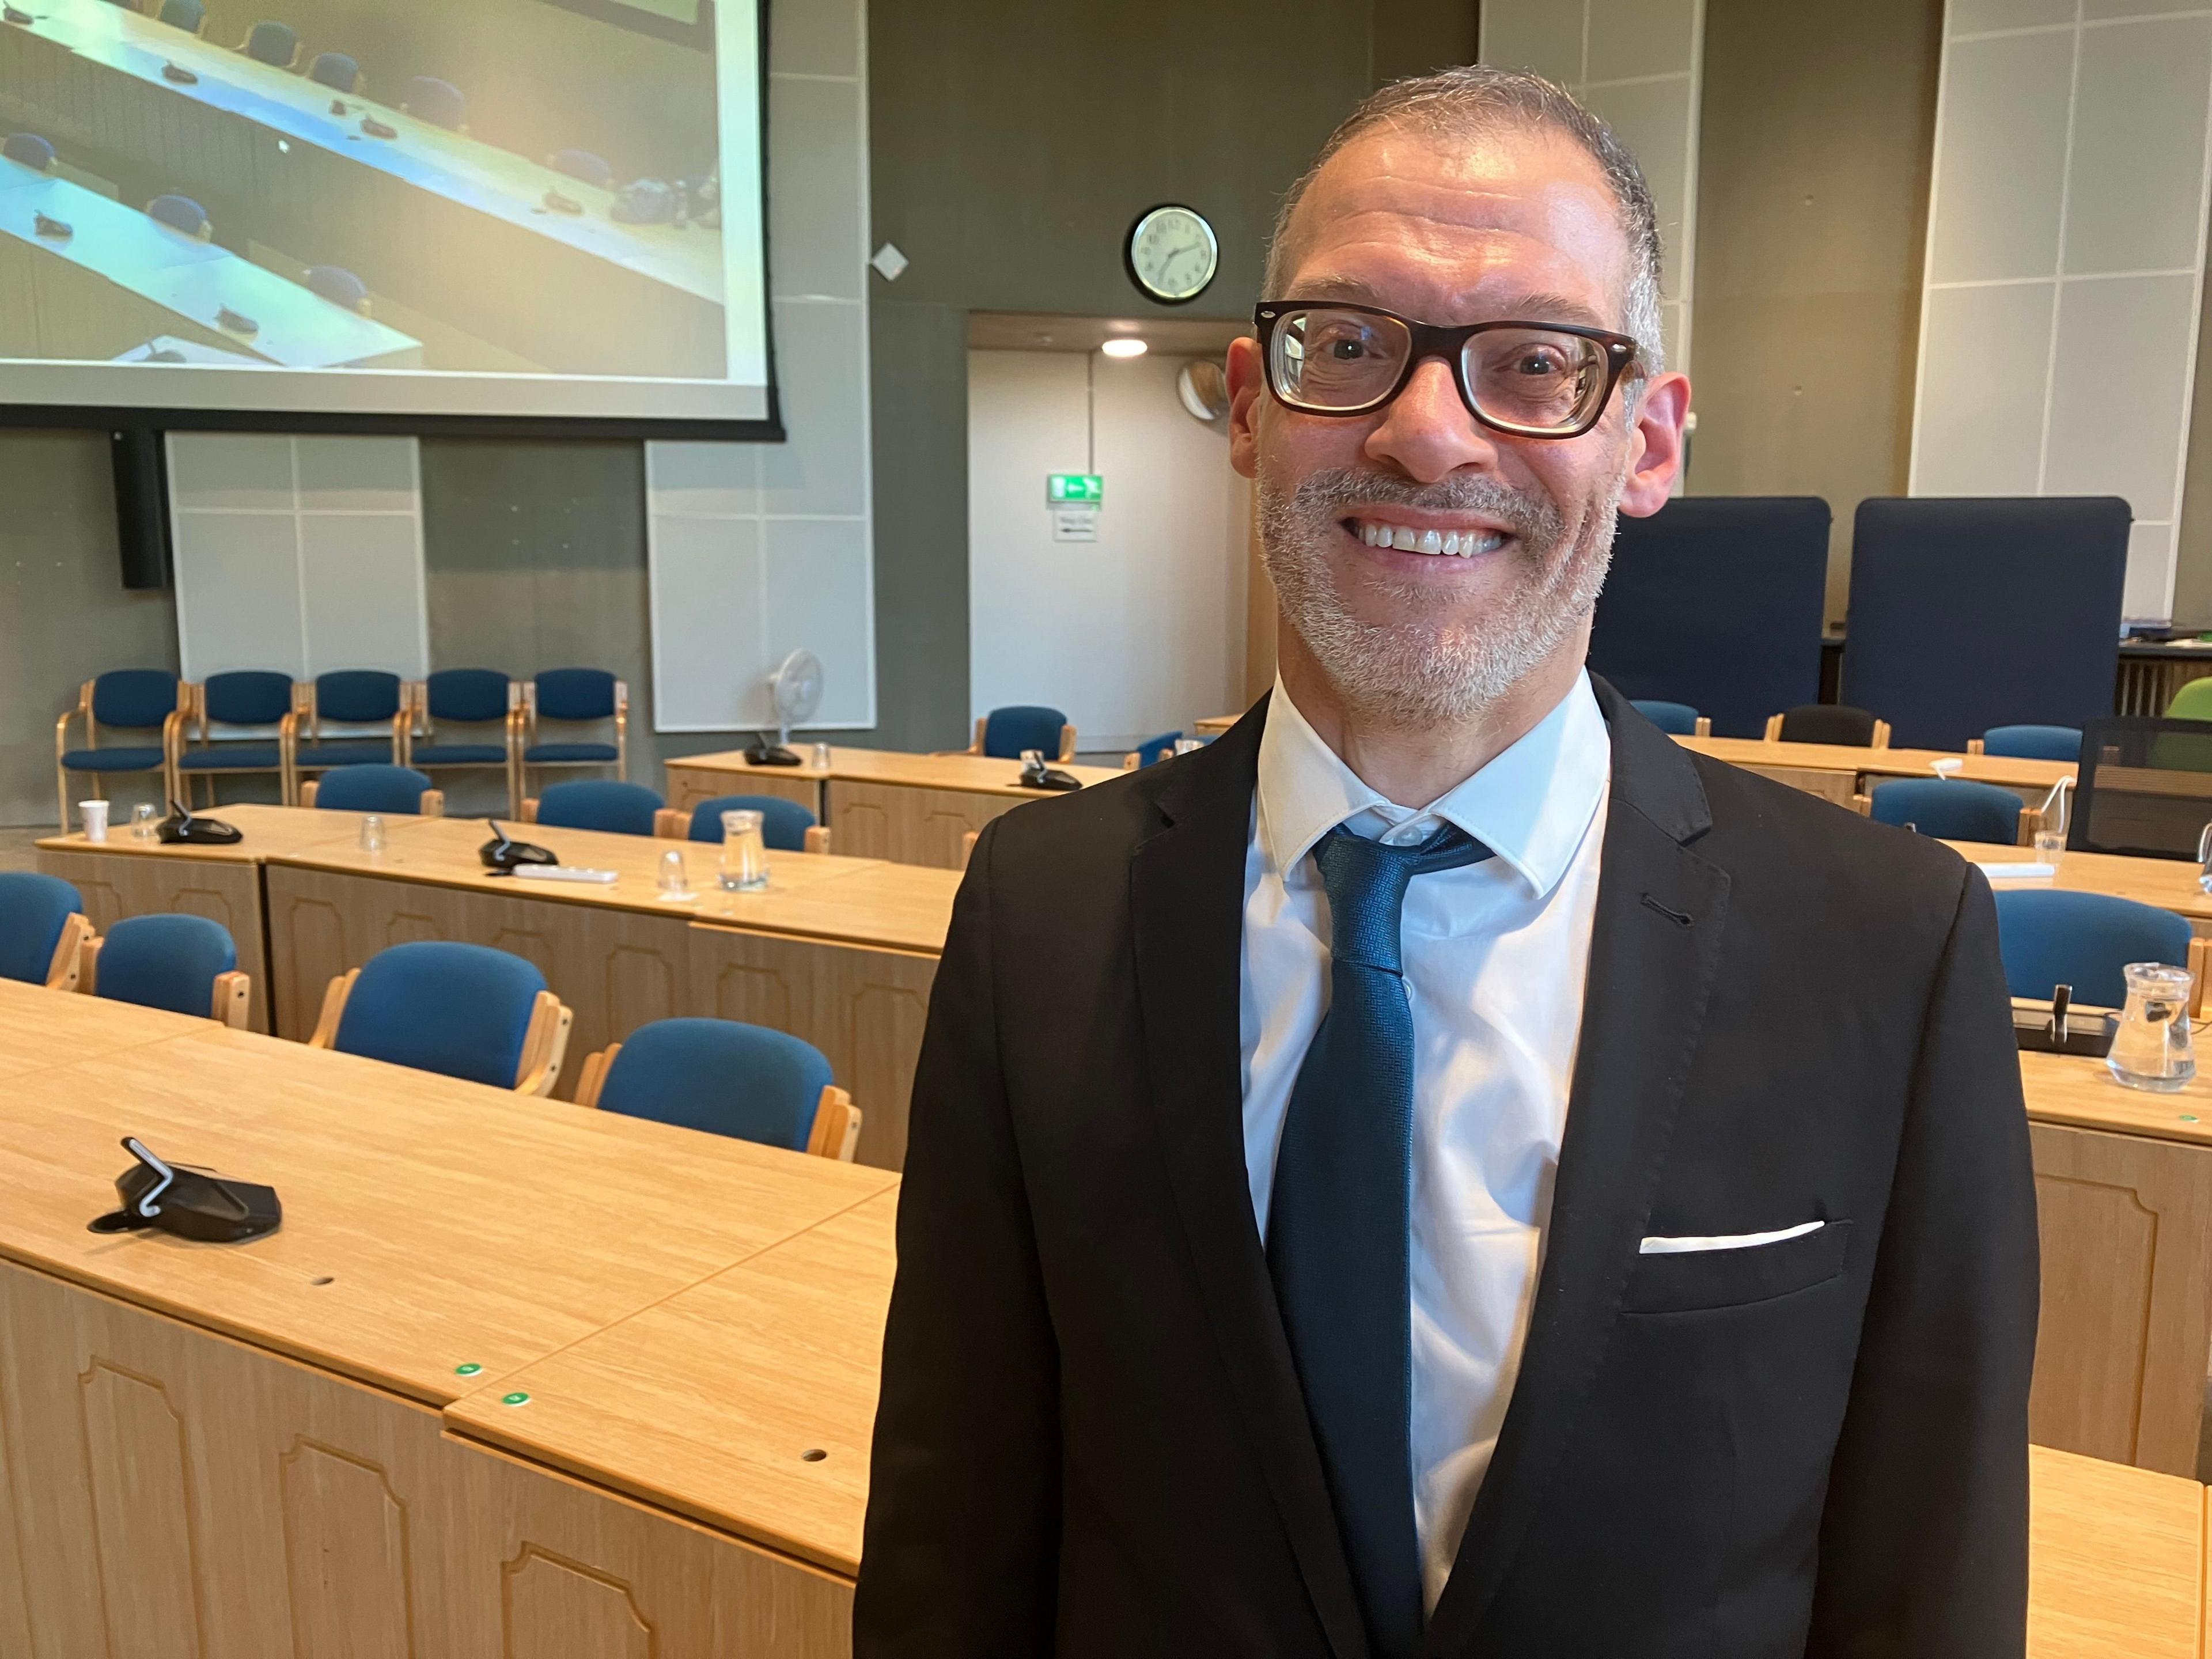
left=813, top=741, right=832, bottom=770
left=130, top=802, right=160, bottom=840
left=2033, top=830, right=2065, bottom=871
left=657, top=848, right=694, bottom=902
left=358, top=814, right=385, bottom=855
left=718, top=809, right=769, bottom=892
left=2108, top=962, right=2197, bottom=1092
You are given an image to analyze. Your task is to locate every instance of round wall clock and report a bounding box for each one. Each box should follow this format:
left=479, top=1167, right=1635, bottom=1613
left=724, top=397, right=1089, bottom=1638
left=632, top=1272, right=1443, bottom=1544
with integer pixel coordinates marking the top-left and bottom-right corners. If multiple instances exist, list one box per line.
left=1125, top=204, right=1219, bottom=305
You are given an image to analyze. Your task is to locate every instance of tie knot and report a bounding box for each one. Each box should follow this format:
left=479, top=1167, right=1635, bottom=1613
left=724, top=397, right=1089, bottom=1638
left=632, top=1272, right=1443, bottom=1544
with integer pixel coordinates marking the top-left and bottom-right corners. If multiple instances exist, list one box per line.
left=1312, top=822, right=1491, bottom=974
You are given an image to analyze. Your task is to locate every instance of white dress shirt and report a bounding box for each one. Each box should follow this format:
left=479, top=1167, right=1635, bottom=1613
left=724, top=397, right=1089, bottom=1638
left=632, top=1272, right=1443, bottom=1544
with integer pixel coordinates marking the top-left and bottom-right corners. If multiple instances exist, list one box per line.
left=1239, top=671, right=1611, bottom=1609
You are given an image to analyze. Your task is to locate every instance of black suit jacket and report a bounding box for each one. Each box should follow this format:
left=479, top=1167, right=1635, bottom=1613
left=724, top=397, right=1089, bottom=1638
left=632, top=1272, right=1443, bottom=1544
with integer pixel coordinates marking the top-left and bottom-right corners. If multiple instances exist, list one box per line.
left=857, top=682, right=2038, bottom=1658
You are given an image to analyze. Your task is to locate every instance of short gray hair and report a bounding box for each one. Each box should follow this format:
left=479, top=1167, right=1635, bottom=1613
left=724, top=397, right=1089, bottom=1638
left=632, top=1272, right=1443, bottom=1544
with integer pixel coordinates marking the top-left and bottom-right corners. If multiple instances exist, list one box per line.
left=1264, top=66, right=1665, bottom=379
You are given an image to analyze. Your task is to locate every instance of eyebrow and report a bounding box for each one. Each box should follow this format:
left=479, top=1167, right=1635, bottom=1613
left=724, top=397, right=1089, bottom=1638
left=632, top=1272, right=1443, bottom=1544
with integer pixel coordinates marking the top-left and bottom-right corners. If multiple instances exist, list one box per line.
left=1286, top=279, right=1615, bottom=332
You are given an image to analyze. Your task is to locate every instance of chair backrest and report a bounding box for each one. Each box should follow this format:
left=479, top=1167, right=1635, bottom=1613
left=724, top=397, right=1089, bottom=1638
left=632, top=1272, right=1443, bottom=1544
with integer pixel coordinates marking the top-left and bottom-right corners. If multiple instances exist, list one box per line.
left=92, top=668, right=179, bottom=730
left=535, top=667, right=617, bottom=722
left=1867, top=778, right=2022, bottom=844
left=551, top=147, right=613, bottom=188
left=426, top=667, right=510, bottom=725
left=981, top=704, right=1070, bottom=760
left=202, top=669, right=293, bottom=727
left=686, top=794, right=816, bottom=850
left=146, top=194, right=209, bottom=237
left=536, top=779, right=662, bottom=835
left=2071, top=717, right=2212, bottom=858
left=334, top=941, right=546, bottom=1087
left=1993, top=888, right=2190, bottom=1009
left=1628, top=699, right=1702, bottom=736
left=4, top=132, right=55, bottom=172
left=594, top=1018, right=832, bottom=1152
left=1126, top=731, right=1181, bottom=768
left=243, top=19, right=297, bottom=65
left=156, top=0, right=204, bottom=30
left=313, top=764, right=433, bottom=813
left=1776, top=703, right=1878, bottom=746
left=306, top=50, right=358, bottom=92
left=1981, top=724, right=2082, bottom=763
left=0, top=873, right=82, bottom=985
left=95, top=914, right=236, bottom=1017
left=316, top=669, right=403, bottom=723
left=2165, top=677, right=2212, bottom=721
left=404, top=75, right=467, bottom=128
left=305, top=264, right=369, bottom=312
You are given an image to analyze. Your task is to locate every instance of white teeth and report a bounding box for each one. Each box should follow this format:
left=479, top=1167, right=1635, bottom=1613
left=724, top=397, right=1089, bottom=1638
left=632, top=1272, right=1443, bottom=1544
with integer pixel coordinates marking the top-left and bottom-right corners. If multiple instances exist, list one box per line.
left=1418, top=529, right=1443, bottom=554
left=1351, top=518, right=1508, bottom=554
left=1367, top=522, right=1385, bottom=546
left=1441, top=531, right=1461, bottom=556
left=1392, top=527, right=1418, bottom=551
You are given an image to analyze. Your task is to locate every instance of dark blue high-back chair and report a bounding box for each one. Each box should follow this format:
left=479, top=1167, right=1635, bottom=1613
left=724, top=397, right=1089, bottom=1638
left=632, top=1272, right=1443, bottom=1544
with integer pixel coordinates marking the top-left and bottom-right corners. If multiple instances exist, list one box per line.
left=5, top=132, right=56, bottom=172
left=1979, top=725, right=2082, bottom=763
left=174, top=669, right=291, bottom=806
left=1628, top=700, right=1706, bottom=737
left=680, top=794, right=818, bottom=851
left=1772, top=704, right=1885, bottom=747
left=156, top=0, right=205, bottom=31
left=580, top=1017, right=854, bottom=1157
left=306, top=264, right=369, bottom=312
left=1993, top=888, right=2191, bottom=1009
left=56, top=668, right=180, bottom=828
left=90, top=914, right=243, bottom=1024
left=308, top=51, right=359, bottom=92
left=1866, top=779, right=2022, bottom=844
left=1124, top=732, right=1181, bottom=768
left=0, top=872, right=87, bottom=987
left=403, top=76, right=467, bottom=130
left=317, top=941, right=561, bottom=1092
left=240, top=19, right=298, bottom=66
left=551, top=148, right=613, bottom=188
left=531, top=779, right=663, bottom=836
left=147, top=193, right=210, bottom=238
left=978, top=704, right=1071, bottom=760
left=522, top=668, right=627, bottom=795
left=286, top=671, right=405, bottom=803
left=308, top=764, right=437, bottom=815
left=407, top=668, right=516, bottom=813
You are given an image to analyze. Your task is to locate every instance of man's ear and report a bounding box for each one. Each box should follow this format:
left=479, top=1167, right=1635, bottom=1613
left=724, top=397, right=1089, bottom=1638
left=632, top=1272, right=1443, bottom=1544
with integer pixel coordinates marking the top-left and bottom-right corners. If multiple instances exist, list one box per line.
left=1617, top=370, right=1690, bottom=518
left=1228, top=336, right=1266, bottom=481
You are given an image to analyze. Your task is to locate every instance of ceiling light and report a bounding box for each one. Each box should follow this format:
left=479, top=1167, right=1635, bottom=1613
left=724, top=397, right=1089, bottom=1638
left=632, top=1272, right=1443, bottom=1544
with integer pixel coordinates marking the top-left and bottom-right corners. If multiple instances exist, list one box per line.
left=1100, top=338, right=1147, bottom=359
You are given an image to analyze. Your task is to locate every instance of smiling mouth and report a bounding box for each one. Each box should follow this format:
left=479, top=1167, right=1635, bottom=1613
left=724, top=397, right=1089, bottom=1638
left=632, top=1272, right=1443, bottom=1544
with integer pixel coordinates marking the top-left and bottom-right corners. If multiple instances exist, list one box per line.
left=1344, top=516, right=1510, bottom=559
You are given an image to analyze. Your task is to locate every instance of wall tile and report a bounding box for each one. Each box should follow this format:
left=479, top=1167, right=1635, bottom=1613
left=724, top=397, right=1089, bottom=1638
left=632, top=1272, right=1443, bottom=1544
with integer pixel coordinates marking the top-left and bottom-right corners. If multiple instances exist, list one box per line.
left=764, top=518, right=874, bottom=726
left=1480, top=0, right=1585, bottom=85
left=293, top=436, right=417, bottom=514
left=167, top=433, right=294, bottom=512
left=2084, top=0, right=2212, bottom=19
left=770, top=74, right=863, bottom=301
left=649, top=514, right=767, bottom=729
left=2123, top=519, right=2177, bottom=618
left=1585, top=0, right=1696, bottom=84
left=2044, top=272, right=2198, bottom=516
left=1949, top=0, right=2076, bottom=33
left=1926, top=30, right=2075, bottom=283
left=769, top=0, right=859, bottom=78
left=759, top=299, right=869, bottom=517
left=296, top=514, right=427, bottom=678
left=2063, top=16, right=2212, bottom=275
left=1913, top=280, right=2057, bottom=494
left=172, top=512, right=305, bottom=680
left=647, top=442, right=760, bottom=518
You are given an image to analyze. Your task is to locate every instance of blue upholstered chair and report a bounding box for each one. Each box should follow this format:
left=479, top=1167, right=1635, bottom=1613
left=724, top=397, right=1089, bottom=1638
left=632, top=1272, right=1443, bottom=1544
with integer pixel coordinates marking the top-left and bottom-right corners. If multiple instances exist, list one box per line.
left=172, top=670, right=292, bottom=807
left=1628, top=699, right=1710, bottom=737
left=1122, top=732, right=1183, bottom=768
left=1864, top=779, right=2023, bottom=844
left=55, top=669, right=183, bottom=828
left=576, top=1018, right=861, bottom=1160
left=1766, top=704, right=1889, bottom=748
left=1993, top=888, right=2198, bottom=1011
left=302, top=764, right=441, bottom=815
left=0, top=873, right=91, bottom=989
left=283, top=671, right=407, bottom=804
left=1976, top=725, right=2082, bottom=763
left=307, top=51, right=360, bottom=93
left=402, top=76, right=467, bottom=131
left=309, top=941, right=571, bottom=1094
left=520, top=668, right=627, bottom=796
left=5, top=132, right=56, bottom=172
left=146, top=194, right=211, bottom=240
left=657, top=793, right=825, bottom=853
left=240, top=19, right=298, bottom=67
left=406, top=668, right=517, bottom=813
left=527, top=779, right=664, bottom=836
left=84, top=914, right=248, bottom=1025
left=952, top=704, right=1075, bottom=762
left=155, top=0, right=206, bottom=32
left=550, top=148, right=614, bottom=188
left=306, top=264, right=370, bottom=313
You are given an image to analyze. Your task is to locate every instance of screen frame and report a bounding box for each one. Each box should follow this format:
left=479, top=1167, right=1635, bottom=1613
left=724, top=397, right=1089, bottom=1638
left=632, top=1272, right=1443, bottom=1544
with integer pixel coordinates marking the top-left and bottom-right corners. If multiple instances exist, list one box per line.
left=0, top=0, right=782, bottom=443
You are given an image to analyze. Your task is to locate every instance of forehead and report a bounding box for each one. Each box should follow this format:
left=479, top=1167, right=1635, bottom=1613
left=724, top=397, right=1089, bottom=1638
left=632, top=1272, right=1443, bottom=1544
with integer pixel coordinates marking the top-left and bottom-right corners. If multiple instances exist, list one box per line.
left=1281, top=122, right=1633, bottom=323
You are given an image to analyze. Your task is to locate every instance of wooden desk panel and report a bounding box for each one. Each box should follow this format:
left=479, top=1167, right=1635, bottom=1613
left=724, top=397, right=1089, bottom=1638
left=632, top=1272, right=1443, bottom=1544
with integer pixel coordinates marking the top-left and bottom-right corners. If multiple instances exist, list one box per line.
left=665, top=762, right=827, bottom=820
left=2028, top=1445, right=2202, bottom=1658
left=0, top=978, right=210, bottom=1078
left=1953, top=840, right=2212, bottom=930
left=1677, top=735, right=2074, bottom=805
left=825, top=778, right=1022, bottom=869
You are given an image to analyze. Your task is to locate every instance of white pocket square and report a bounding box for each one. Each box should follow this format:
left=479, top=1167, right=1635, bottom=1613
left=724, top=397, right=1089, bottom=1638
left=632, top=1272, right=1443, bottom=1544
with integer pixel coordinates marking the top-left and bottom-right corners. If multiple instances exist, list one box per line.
left=1638, top=1221, right=1825, bottom=1256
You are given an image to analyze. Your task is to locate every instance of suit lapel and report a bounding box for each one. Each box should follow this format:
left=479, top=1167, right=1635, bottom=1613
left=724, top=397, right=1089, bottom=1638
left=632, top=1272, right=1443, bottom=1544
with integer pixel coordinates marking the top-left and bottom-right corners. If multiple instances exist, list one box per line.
left=1130, top=696, right=1372, bottom=1659
left=1423, top=684, right=1732, bottom=1654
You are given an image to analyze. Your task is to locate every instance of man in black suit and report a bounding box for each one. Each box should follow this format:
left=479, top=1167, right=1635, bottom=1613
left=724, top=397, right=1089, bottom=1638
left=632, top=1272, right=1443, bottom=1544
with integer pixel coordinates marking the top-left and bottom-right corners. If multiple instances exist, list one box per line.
left=858, top=65, right=2036, bottom=1659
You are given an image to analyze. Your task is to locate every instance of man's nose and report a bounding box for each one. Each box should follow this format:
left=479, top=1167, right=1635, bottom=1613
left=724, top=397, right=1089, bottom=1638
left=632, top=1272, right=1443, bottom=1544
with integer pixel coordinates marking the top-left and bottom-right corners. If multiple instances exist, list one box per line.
left=1363, top=356, right=1502, bottom=484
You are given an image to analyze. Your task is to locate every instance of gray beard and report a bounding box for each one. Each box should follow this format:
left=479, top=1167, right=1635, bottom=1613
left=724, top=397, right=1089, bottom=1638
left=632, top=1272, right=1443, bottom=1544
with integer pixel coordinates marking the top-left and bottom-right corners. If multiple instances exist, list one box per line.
left=1256, top=464, right=1621, bottom=726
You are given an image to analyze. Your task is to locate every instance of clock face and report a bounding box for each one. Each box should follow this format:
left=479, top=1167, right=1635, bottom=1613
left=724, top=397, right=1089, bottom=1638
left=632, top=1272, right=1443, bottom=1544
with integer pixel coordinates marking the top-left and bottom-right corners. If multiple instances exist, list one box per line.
left=1127, top=204, right=1218, bottom=305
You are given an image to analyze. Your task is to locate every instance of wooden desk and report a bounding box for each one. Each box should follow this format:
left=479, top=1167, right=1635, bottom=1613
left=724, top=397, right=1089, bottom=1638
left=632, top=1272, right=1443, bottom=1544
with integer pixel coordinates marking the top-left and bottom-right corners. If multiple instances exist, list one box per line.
left=1952, top=840, right=2212, bottom=930
left=2028, top=1445, right=2203, bottom=1658
left=1194, top=712, right=1238, bottom=736
left=0, top=976, right=213, bottom=1077
left=666, top=745, right=1126, bottom=870
left=37, top=802, right=438, bottom=1032
left=1677, top=734, right=2073, bottom=806
left=0, top=1012, right=887, bottom=1658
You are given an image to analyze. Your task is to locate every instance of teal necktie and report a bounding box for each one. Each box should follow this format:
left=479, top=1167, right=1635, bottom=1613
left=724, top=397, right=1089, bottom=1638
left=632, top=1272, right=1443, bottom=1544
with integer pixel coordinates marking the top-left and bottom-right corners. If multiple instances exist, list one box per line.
left=1267, top=820, right=1493, bottom=1658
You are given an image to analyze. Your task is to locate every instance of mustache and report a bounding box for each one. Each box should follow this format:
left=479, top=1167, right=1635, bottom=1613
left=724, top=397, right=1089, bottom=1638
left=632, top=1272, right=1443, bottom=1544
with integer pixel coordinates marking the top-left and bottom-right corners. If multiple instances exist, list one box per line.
left=1287, top=467, right=1563, bottom=540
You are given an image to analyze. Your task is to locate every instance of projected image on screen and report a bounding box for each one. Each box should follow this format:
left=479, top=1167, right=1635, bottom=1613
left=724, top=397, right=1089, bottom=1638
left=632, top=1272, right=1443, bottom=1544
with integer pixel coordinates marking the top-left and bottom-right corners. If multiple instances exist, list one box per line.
left=0, top=0, right=772, bottom=427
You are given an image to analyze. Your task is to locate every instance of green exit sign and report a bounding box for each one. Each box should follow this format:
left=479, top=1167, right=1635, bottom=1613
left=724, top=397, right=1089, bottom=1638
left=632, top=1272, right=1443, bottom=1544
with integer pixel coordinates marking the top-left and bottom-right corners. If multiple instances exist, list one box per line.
left=1047, top=474, right=1104, bottom=504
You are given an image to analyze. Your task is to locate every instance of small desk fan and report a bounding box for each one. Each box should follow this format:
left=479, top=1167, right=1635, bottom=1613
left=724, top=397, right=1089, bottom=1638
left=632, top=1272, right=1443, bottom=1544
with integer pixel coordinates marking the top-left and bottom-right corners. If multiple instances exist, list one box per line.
left=744, top=648, right=823, bottom=766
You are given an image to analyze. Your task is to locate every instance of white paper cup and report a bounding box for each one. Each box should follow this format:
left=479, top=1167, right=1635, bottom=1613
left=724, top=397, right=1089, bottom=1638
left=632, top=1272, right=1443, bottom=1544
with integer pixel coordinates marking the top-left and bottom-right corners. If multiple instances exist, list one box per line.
left=79, top=800, right=108, bottom=842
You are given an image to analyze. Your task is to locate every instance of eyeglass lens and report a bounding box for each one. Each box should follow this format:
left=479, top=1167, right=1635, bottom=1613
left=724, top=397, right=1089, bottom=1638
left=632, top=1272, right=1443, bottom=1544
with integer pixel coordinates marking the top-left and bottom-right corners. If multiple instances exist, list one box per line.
left=1268, top=306, right=1612, bottom=431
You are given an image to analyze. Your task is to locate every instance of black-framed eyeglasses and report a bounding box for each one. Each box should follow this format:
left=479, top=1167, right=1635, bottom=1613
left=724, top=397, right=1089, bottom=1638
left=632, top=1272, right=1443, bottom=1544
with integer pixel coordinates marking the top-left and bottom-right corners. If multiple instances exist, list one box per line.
left=1253, top=301, right=1639, bottom=438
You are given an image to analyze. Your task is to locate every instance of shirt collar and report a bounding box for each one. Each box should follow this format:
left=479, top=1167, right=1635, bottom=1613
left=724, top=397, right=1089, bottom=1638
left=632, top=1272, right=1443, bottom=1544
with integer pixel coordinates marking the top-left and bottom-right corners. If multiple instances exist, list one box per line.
left=1256, top=669, right=1611, bottom=897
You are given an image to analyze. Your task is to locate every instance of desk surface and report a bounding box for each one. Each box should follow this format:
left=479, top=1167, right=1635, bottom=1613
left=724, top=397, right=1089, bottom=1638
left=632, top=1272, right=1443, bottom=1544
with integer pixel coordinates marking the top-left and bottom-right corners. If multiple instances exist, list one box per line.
left=37, top=801, right=434, bottom=864
left=673, top=744, right=1126, bottom=797
left=0, top=975, right=212, bottom=1078
left=2029, top=1444, right=2204, bottom=1658
left=0, top=1013, right=893, bottom=1407
left=2018, top=1048, right=2212, bottom=1149
left=1950, top=840, right=2212, bottom=924
left=1677, top=734, right=2075, bottom=792
left=9, top=0, right=719, bottom=302
left=0, top=154, right=420, bottom=367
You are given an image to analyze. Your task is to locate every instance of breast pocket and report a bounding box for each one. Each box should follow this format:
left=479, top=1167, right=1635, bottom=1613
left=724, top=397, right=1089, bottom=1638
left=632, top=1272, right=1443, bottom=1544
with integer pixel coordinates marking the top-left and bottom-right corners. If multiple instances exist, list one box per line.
left=1621, top=1219, right=1854, bottom=1315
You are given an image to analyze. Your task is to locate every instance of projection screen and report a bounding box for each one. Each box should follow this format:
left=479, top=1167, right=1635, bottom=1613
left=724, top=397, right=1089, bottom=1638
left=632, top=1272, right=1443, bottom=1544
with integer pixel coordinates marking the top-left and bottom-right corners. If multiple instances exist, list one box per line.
left=0, top=0, right=774, bottom=435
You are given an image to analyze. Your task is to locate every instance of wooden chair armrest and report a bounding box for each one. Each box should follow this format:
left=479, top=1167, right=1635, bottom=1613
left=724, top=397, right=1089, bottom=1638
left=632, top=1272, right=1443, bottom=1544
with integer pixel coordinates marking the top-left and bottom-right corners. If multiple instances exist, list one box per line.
left=960, top=830, right=979, bottom=870
left=520, top=798, right=540, bottom=824
left=1122, top=751, right=1140, bottom=771
left=308, top=969, right=358, bottom=1048
left=389, top=709, right=409, bottom=757
left=1763, top=714, right=1783, bottom=741
left=1967, top=738, right=1987, bottom=756
left=2192, top=937, right=2210, bottom=1020
left=803, top=825, right=831, bottom=855
left=74, top=931, right=102, bottom=995
left=1849, top=793, right=1872, bottom=817
left=574, top=1044, right=619, bottom=1109
left=300, top=779, right=320, bottom=809
left=54, top=694, right=84, bottom=762
left=513, top=992, right=572, bottom=1096
left=1694, top=717, right=1711, bottom=737
left=806, top=1085, right=861, bottom=1161
left=45, top=913, right=92, bottom=991
left=1059, top=724, right=1078, bottom=762
left=1872, top=719, right=1892, bottom=749
left=419, top=789, right=445, bottom=818
left=2017, top=808, right=2044, bottom=846
left=652, top=808, right=687, bottom=839
left=279, top=709, right=301, bottom=805
left=614, top=683, right=628, bottom=779
left=211, top=970, right=251, bottom=1028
